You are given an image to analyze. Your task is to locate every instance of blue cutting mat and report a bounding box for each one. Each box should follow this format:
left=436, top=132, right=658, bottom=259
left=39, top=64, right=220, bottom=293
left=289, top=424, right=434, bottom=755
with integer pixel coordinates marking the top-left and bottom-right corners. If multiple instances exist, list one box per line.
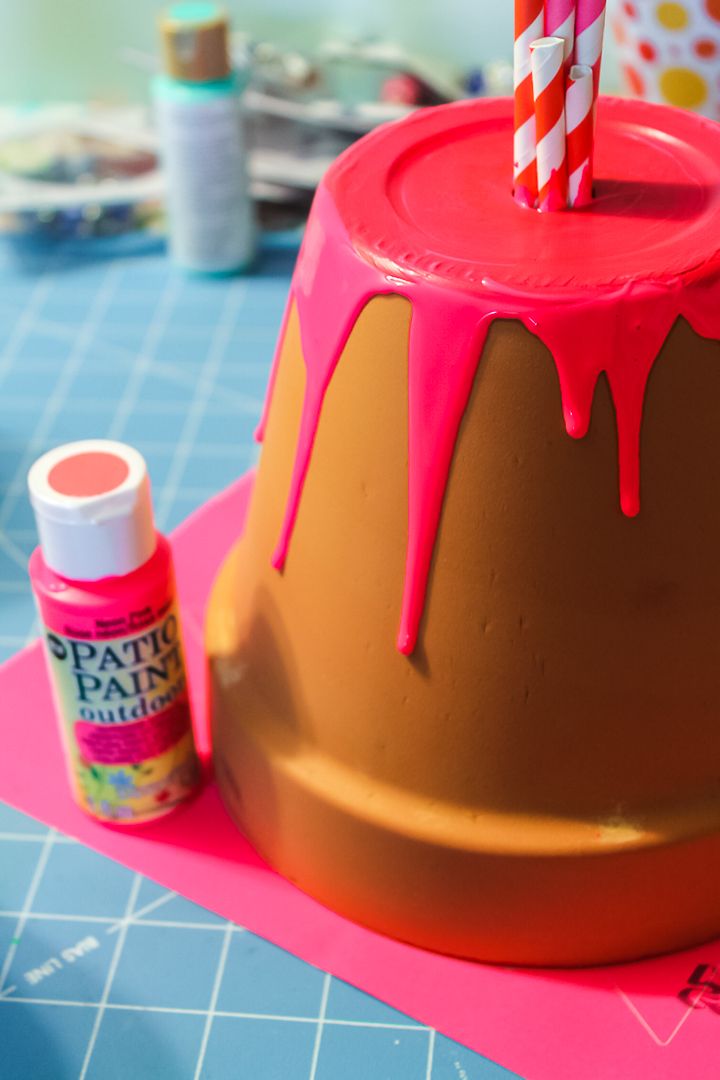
left=0, top=237, right=516, bottom=1080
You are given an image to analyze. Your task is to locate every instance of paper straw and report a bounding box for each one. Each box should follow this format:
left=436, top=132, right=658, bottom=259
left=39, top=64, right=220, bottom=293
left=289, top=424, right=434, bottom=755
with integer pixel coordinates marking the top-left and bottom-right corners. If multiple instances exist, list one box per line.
left=514, top=0, right=544, bottom=206
left=574, top=0, right=607, bottom=115
left=531, top=36, right=569, bottom=212
left=544, top=0, right=576, bottom=63
left=566, top=63, right=594, bottom=207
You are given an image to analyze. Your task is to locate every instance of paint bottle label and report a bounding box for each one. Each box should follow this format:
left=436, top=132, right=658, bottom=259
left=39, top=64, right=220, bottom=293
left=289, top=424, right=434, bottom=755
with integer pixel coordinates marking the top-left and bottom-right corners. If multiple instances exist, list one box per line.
left=155, top=90, right=256, bottom=273
left=41, top=599, right=200, bottom=824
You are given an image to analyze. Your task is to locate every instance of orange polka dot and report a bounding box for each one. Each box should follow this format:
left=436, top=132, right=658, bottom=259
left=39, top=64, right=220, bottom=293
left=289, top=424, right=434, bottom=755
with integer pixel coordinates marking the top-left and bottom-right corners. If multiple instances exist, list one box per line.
left=656, top=1, right=690, bottom=29
left=659, top=66, right=708, bottom=107
left=705, top=0, right=720, bottom=23
left=695, top=38, right=718, bottom=57
left=623, top=1, right=637, bottom=15
left=623, top=64, right=646, bottom=96
left=639, top=40, right=657, bottom=60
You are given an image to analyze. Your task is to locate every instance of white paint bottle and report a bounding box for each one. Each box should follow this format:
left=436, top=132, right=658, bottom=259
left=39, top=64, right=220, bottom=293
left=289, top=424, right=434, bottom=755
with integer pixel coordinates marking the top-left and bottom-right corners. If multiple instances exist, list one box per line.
left=153, top=3, right=256, bottom=274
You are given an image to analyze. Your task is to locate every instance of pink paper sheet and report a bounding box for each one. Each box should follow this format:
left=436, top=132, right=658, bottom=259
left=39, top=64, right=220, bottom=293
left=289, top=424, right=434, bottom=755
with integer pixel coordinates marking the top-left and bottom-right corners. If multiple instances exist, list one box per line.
left=2, top=472, right=719, bottom=1080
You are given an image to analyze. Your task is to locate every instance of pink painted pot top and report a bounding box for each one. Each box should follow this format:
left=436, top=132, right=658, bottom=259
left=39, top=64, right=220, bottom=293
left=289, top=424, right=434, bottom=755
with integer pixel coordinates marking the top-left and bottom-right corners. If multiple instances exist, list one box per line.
left=257, top=96, right=720, bottom=656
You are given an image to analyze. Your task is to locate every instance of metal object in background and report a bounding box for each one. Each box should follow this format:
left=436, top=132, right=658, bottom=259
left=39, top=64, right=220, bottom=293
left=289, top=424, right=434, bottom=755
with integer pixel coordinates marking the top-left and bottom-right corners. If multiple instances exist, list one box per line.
left=0, top=34, right=514, bottom=248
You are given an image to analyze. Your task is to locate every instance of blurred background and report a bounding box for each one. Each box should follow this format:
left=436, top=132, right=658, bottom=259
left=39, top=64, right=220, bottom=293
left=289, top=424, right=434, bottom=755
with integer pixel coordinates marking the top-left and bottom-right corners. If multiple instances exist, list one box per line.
left=0, top=0, right=717, bottom=251
left=0, top=0, right=638, bottom=248
left=0, top=0, right=622, bottom=105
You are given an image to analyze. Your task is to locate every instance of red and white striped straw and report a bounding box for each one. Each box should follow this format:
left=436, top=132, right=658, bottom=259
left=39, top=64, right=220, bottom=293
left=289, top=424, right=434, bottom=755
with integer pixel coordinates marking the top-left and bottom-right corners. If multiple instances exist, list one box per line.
left=574, top=0, right=607, bottom=117
left=531, top=36, right=568, bottom=212
left=514, top=0, right=544, bottom=207
left=566, top=63, right=594, bottom=207
left=544, top=0, right=576, bottom=63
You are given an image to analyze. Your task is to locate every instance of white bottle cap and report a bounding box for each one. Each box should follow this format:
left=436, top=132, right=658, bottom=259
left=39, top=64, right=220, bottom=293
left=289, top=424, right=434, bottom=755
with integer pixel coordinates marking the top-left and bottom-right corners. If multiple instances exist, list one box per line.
left=28, top=439, right=157, bottom=581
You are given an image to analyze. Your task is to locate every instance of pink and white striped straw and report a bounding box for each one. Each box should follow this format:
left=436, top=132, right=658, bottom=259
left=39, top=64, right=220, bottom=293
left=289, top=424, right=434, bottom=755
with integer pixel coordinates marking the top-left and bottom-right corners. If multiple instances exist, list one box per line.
left=531, top=36, right=569, bottom=212
left=514, top=0, right=545, bottom=206
left=544, top=0, right=576, bottom=64
left=574, top=0, right=607, bottom=115
left=566, top=63, right=594, bottom=207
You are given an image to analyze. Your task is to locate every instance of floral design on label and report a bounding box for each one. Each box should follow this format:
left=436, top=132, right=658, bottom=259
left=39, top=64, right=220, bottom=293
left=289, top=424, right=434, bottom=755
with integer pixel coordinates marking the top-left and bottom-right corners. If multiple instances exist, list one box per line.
left=43, top=605, right=200, bottom=822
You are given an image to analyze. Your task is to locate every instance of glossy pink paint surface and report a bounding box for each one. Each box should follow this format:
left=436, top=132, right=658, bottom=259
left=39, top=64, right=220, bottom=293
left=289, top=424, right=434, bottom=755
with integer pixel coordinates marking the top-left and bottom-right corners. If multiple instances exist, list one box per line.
left=29, top=533, right=173, bottom=638
left=261, top=97, right=720, bottom=655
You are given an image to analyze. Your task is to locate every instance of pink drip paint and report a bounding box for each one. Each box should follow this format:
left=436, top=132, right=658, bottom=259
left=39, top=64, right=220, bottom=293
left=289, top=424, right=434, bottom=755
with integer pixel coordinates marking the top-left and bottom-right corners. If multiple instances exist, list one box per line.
left=513, top=184, right=537, bottom=209
left=539, top=168, right=570, bottom=213
left=269, top=206, right=384, bottom=571
left=258, top=97, right=720, bottom=656
left=573, top=161, right=594, bottom=210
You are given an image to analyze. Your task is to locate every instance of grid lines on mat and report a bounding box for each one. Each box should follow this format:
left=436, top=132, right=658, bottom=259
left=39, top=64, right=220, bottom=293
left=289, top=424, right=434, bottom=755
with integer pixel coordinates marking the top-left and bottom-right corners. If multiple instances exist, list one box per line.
left=0, top=242, right=516, bottom=1080
left=0, top=805, right=511, bottom=1080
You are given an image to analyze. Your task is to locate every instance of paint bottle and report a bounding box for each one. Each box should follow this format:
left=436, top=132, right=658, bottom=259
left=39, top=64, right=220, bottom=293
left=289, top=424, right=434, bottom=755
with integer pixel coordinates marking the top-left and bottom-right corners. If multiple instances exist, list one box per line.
left=153, top=2, right=256, bottom=274
left=27, top=439, right=201, bottom=825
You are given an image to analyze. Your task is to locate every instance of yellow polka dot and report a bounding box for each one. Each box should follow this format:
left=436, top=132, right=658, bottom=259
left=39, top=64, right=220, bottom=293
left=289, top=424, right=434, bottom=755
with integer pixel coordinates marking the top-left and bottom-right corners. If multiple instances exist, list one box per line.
left=656, top=1, right=690, bottom=28
left=659, top=67, right=708, bottom=107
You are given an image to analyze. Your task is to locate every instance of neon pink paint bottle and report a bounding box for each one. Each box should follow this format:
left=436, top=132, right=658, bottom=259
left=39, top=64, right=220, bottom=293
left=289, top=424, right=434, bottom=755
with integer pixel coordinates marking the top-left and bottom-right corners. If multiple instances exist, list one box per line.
left=28, top=439, right=201, bottom=825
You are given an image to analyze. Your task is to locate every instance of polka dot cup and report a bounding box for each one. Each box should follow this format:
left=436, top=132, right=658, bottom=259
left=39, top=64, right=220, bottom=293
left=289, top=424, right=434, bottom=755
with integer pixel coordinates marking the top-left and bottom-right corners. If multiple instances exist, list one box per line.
left=612, top=0, right=720, bottom=117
